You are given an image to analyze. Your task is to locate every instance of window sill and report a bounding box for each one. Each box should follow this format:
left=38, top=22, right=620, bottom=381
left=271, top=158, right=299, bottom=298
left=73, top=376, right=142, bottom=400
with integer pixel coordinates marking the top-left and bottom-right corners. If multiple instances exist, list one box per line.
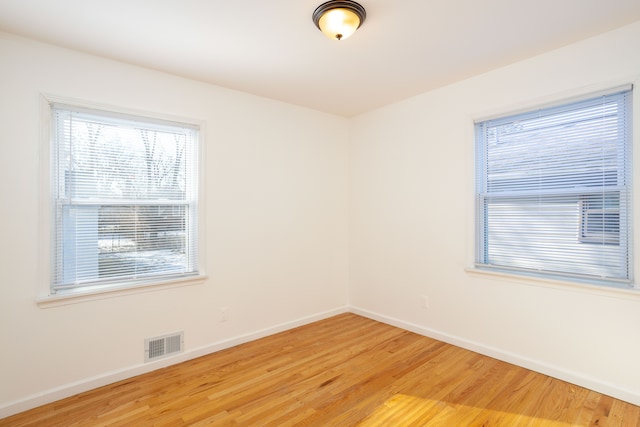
left=37, top=274, right=208, bottom=308
left=464, top=267, right=640, bottom=301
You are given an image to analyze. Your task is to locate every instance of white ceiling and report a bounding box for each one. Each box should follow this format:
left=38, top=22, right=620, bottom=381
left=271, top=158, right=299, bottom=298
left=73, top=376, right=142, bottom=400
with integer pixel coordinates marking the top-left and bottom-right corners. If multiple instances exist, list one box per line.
left=1, top=0, right=640, bottom=117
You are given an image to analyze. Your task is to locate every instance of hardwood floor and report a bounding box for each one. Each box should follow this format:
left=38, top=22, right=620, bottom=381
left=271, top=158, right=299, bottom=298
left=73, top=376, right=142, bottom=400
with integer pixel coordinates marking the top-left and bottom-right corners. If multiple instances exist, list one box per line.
left=2, top=313, right=639, bottom=426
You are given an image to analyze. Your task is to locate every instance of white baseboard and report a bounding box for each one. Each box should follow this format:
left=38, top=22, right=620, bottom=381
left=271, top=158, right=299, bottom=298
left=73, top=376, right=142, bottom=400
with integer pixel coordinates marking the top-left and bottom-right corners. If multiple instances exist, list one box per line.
left=0, top=306, right=349, bottom=419
left=349, top=305, right=640, bottom=406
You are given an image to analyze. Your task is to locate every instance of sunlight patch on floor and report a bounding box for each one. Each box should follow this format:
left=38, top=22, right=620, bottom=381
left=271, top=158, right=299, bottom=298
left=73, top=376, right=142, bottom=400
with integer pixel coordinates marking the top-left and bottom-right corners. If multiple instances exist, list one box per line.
left=356, top=393, right=575, bottom=426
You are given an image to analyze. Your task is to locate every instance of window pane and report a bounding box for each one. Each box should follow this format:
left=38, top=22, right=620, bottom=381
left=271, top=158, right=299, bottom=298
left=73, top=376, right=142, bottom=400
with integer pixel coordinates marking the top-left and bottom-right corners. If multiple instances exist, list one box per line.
left=483, top=195, right=626, bottom=278
left=57, top=114, right=190, bottom=201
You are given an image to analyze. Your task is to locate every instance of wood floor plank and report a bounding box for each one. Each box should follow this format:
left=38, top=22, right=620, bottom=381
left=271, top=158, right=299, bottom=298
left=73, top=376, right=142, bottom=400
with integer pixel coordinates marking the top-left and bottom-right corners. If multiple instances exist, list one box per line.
left=2, top=313, right=638, bottom=426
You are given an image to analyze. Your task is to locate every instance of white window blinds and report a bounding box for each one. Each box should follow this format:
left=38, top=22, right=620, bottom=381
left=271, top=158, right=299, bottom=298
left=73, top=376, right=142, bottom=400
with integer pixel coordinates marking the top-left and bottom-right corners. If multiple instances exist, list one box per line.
left=475, top=87, right=632, bottom=287
left=51, top=104, right=199, bottom=292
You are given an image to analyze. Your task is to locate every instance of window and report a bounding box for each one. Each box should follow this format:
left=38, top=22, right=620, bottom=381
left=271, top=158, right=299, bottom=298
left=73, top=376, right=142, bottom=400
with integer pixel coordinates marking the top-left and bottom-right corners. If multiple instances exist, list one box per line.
left=474, top=86, right=632, bottom=287
left=579, top=194, right=620, bottom=245
left=50, top=103, right=200, bottom=294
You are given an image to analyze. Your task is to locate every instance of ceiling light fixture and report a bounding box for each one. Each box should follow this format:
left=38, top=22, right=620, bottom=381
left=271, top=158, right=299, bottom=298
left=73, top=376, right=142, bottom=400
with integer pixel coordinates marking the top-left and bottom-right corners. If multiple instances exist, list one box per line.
left=312, top=0, right=366, bottom=41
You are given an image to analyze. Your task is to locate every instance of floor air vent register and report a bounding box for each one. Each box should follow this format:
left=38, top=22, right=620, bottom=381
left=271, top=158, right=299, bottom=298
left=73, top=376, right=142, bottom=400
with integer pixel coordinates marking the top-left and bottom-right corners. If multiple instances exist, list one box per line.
left=144, top=332, right=184, bottom=362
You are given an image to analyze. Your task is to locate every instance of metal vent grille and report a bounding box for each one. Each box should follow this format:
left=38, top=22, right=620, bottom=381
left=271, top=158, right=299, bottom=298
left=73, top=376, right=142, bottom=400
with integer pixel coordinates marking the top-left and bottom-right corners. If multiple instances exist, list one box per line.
left=145, top=332, right=183, bottom=362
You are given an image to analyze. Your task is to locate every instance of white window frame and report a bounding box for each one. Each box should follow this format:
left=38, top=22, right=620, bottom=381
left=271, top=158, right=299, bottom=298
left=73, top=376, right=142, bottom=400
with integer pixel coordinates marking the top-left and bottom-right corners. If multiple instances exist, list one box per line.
left=473, top=85, right=633, bottom=289
left=38, top=95, right=206, bottom=306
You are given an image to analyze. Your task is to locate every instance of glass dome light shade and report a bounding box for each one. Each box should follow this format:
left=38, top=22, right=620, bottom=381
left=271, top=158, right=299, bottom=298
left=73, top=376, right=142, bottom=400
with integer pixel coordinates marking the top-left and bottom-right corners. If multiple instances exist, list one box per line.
left=318, top=8, right=360, bottom=40
left=313, top=1, right=366, bottom=41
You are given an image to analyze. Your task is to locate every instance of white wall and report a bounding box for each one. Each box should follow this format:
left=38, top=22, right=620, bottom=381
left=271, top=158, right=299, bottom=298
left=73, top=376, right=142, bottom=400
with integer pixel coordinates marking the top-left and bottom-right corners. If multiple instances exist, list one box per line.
left=350, top=21, right=640, bottom=404
left=0, top=33, right=349, bottom=415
